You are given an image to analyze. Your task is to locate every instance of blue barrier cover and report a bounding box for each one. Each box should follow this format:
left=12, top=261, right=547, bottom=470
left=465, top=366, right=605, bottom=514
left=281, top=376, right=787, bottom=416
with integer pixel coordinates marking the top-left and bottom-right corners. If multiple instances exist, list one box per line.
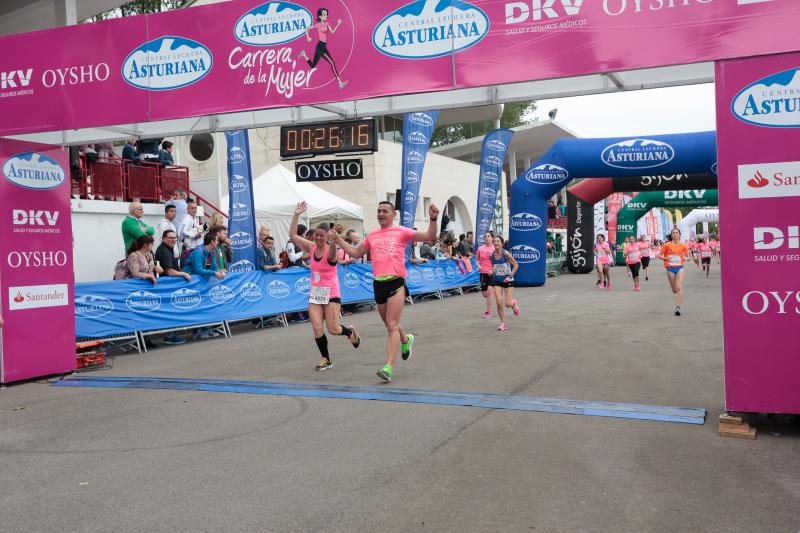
left=75, top=260, right=478, bottom=338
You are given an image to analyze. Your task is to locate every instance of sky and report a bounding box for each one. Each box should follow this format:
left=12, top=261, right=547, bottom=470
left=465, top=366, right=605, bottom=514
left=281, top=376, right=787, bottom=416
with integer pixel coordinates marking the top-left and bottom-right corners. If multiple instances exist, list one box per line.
left=532, top=83, right=717, bottom=138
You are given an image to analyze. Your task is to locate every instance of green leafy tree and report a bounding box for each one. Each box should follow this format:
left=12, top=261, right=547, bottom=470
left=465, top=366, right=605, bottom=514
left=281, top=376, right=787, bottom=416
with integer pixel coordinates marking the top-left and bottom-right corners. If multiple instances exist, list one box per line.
left=91, top=0, right=188, bottom=21
left=430, top=101, right=537, bottom=148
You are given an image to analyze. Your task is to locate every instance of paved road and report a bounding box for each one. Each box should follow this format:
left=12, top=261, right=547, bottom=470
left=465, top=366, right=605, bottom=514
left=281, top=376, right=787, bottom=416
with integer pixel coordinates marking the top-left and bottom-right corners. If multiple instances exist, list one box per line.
left=1, top=266, right=798, bottom=532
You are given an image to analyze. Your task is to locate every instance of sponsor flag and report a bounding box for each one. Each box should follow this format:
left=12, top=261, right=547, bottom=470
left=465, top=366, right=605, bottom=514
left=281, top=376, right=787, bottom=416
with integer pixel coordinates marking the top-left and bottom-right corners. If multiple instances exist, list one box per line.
left=225, top=130, right=258, bottom=272
left=475, top=129, right=514, bottom=240
left=400, top=111, right=439, bottom=231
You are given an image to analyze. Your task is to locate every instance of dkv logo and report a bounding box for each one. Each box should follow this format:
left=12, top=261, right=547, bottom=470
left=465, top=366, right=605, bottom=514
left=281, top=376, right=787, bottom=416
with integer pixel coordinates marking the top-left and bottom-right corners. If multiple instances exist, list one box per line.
left=209, top=284, right=235, bottom=304
left=754, top=226, right=799, bottom=250
left=601, top=139, right=675, bottom=170
left=524, top=164, right=569, bottom=185
left=510, top=213, right=542, bottom=231
left=373, top=0, right=489, bottom=59
left=506, top=0, right=584, bottom=24
left=74, top=295, right=114, bottom=318
left=234, top=1, right=313, bottom=46
left=2, top=152, right=65, bottom=190
left=732, top=67, right=800, bottom=128
left=171, top=288, right=201, bottom=309
left=266, top=280, right=289, bottom=298
left=126, top=290, right=161, bottom=312
left=122, top=36, right=213, bottom=90
left=511, top=244, right=541, bottom=263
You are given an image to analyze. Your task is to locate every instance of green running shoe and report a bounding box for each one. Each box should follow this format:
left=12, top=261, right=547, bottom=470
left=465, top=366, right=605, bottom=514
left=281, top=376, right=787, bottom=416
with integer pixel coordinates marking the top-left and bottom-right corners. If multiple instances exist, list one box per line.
left=377, top=365, right=393, bottom=382
left=401, top=333, right=414, bottom=361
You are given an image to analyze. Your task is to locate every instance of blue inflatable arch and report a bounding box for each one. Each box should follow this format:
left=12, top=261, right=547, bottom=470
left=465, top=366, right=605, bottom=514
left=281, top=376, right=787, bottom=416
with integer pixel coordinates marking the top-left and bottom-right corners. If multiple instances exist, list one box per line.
left=509, top=131, right=718, bottom=286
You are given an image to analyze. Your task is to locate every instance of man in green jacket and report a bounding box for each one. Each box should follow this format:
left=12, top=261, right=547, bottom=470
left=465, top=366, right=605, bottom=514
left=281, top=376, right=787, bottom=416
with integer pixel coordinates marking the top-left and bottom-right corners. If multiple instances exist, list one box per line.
left=121, top=202, right=155, bottom=254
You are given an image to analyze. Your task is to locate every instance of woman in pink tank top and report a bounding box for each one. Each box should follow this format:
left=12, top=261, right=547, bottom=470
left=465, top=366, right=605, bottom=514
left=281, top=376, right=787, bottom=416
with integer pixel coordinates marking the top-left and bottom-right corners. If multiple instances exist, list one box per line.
left=290, top=202, right=360, bottom=371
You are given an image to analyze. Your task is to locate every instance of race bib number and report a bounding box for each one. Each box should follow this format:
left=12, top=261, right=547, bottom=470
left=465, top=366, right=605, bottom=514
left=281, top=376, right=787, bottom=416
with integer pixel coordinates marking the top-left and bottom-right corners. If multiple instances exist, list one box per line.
left=627, top=250, right=639, bottom=259
left=701, top=250, right=711, bottom=258
left=309, top=285, right=331, bottom=305
left=493, top=263, right=511, bottom=278
left=668, top=254, right=682, bottom=266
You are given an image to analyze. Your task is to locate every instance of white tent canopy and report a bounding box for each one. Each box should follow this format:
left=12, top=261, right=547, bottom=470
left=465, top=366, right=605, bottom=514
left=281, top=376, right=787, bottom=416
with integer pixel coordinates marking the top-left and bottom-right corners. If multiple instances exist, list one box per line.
left=679, top=208, right=719, bottom=242
left=221, top=164, right=364, bottom=252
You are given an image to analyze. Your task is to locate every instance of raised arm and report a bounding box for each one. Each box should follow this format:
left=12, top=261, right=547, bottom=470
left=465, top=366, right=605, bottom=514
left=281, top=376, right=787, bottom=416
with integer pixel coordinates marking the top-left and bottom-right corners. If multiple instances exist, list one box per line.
left=336, top=234, right=369, bottom=259
left=326, top=230, right=339, bottom=263
left=289, top=202, right=314, bottom=253
left=411, top=203, right=440, bottom=243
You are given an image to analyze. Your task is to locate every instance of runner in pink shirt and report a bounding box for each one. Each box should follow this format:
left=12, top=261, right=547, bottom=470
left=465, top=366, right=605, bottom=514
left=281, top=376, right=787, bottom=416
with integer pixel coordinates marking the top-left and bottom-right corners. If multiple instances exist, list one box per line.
left=595, top=234, right=612, bottom=289
left=336, top=200, right=440, bottom=382
left=698, top=237, right=713, bottom=276
left=290, top=202, right=360, bottom=371
left=475, top=231, right=496, bottom=319
left=623, top=236, right=642, bottom=291
left=638, top=235, right=652, bottom=281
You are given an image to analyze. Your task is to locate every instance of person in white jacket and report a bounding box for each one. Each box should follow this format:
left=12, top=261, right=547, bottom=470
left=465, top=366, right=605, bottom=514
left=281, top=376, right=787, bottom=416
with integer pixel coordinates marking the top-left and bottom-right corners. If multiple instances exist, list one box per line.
left=179, top=200, right=204, bottom=252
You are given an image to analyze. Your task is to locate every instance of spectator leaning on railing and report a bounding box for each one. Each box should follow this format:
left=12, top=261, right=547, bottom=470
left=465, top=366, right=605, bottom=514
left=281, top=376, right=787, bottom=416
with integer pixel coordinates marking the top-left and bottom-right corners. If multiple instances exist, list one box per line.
left=183, top=233, right=226, bottom=279
left=158, top=140, right=174, bottom=166
left=208, top=225, right=233, bottom=270
left=258, top=236, right=280, bottom=271
left=156, top=230, right=191, bottom=283
left=157, top=204, right=180, bottom=263
left=121, top=202, right=155, bottom=255
left=114, top=234, right=162, bottom=284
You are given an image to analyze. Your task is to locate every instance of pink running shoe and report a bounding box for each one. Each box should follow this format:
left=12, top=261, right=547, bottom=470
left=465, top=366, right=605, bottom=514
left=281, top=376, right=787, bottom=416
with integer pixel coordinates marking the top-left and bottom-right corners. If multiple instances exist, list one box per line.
left=511, top=300, right=521, bottom=316
left=498, top=322, right=508, bottom=331
left=483, top=311, right=492, bottom=319
left=634, top=286, right=641, bottom=292
left=606, top=282, right=612, bottom=290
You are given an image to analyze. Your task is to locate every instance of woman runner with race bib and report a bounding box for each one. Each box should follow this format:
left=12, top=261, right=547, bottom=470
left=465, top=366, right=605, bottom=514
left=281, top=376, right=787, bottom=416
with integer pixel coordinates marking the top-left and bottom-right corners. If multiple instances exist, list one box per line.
left=623, top=235, right=642, bottom=291
left=290, top=202, right=360, bottom=371
left=490, top=236, right=520, bottom=332
left=658, top=228, right=691, bottom=317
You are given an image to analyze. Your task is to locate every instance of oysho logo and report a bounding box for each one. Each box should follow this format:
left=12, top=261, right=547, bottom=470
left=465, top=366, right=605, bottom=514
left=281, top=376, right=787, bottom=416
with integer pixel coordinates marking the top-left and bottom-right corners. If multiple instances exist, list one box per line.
left=510, top=212, right=542, bottom=231
left=74, top=295, right=114, bottom=318
left=209, top=284, right=235, bottom=304
left=407, top=131, right=429, bottom=145
left=229, top=148, right=247, bottom=164
left=171, top=288, right=202, bottom=309
left=754, top=226, right=799, bottom=250
left=601, top=139, right=675, bottom=170
left=506, top=0, right=584, bottom=24
left=122, top=36, right=213, bottom=90
left=241, top=282, right=264, bottom=301
left=731, top=67, right=800, bottom=128
left=231, top=202, right=251, bottom=221
left=408, top=112, right=435, bottom=126
left=739, top=161, right=800, bottom=200
left=344, top=272, right=360, bottom=289
left=7, top=250, right=68, bottom=268
left=228, top=259, right=256, bottom=272
left=234, top=1, right=313, bottom=46
left=406, top=170, right=420, bottom=183
left=741, top=290, right=800, bottom=315
left=266, top=280, right=289, bottom=298
left=295, top=276, right=311, bottom=294
left=2, top=152, right=65, bottom=190
left=407, top=151, right=424, bottom=164
left=373, top=0, right=490, bottom=60
left=524, top=164, right=569, bottom=185
left=126, top=290, right=161, bottom=312
left=231, top=231, right=254, bottom=249
left=511, top=244, right=541, bottom=263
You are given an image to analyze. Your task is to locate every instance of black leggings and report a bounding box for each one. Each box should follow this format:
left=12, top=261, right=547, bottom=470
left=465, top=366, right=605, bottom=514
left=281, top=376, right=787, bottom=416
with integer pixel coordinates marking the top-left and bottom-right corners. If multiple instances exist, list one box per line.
left=627, top=262, right=641, bottom=277
left=308, top=41, right=340, bottom=78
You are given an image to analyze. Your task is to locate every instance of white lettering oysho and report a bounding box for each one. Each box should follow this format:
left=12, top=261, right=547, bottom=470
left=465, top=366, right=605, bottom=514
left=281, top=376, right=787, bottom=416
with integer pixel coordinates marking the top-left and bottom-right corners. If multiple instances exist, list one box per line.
left=741, top=291, right=800, bottom=315
left=41, top=64, right=109, bottom=88
left=7, top=250, right=68, bottom=268
left=603, top=0, right=713, bottom=16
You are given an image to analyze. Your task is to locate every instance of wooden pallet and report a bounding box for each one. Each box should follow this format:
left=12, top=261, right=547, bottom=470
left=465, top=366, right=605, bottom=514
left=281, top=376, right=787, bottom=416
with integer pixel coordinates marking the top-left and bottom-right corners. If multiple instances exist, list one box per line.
left=718, top=414, right=756, bottom=439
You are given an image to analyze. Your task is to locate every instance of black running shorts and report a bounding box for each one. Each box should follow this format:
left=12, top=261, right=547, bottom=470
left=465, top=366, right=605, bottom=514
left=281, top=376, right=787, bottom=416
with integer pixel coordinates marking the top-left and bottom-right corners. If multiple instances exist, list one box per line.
left=373, top=277, right=408, bottom=305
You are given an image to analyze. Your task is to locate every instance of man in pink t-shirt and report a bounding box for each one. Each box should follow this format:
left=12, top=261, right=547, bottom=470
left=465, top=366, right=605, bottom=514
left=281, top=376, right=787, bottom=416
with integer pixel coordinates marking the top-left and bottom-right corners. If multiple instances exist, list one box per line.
left=475, top=231, right=496, bottom=319
left=336, top=200, right=440, bottom=382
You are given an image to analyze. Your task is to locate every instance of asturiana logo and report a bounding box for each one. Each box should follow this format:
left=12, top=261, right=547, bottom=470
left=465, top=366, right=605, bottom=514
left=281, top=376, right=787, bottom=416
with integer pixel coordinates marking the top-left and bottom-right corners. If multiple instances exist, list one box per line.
left=229, top=148, right=247, bottom=164
left=402, top=212, right=414, bottom=225
left=510, top=213, right=543, bottom=231
left=422, top=268, right=435, bottom=280
left=122, top=36, right=212, bottom=90
left=230, top=174, right=249, bottom=191
left=228, top=259, right=256, bottom=272
left=373, top=0, right=489, bottom=59
left=511, top=244, right=541, bottom=263
left=483, top=171, right=500, bottom=183
left=171, top=288, right=202, bottom=309
left=231, top=231, right=254, bottom=249
left=126, top=290, right=161, bottom=312
left=363, top=271, right=375, bottom=284
left=484, top=155, right=503, bottom=167
left=241, top=282, right=264, bottom=301
left=406, top=170, right=420, bottom=183
left=407, top=151, right=424, bottom=164
left=234, top=1, right=313, bottom=46
left=408, top=269, right=422, bottom=284
left=344, top=272, right=360, bottom=289
left=266, top=280, right=289, bottom=298
left=445, top=265, right=456, bottom=277
left=408, top=112, right=435, bottom=127
left=601, top=139, right=675, bottom=170
left=209, top=284, right=235, bottom=304
left=405, top=190, right=417, bottom=203
left=231, top=202, right=251, bottom=221
left=732, top=67, right=800, bottom=128
left=486, top=139, right=507, bottom=151
left=407, top=131, right=428, bottom=145
left=295, top=276, right=311, bottom=294
left=479, top=203, right=494, bottom=214
left=711, top=162, right=718, bottom=175
left=524, top=164, right=569, bottom=185
left=74, top=295, right=114, bottom=318
left=434, top=267, right=445, bottom=279
left=2, top=152, right=65, bottom=190
left=480, top=187, right=496, bottom=199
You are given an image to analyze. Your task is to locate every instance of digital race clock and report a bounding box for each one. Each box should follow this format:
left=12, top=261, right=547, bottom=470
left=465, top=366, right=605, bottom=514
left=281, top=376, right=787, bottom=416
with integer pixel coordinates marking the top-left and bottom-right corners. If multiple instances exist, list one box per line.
left=280, top=119, right=378, bottom=159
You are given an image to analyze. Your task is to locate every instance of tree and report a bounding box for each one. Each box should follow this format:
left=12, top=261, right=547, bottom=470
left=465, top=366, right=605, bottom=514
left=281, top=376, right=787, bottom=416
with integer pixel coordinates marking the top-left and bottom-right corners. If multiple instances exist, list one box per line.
left=430, top=100, right=537, bottom=148
left=91, top=0, right=189, bottom=21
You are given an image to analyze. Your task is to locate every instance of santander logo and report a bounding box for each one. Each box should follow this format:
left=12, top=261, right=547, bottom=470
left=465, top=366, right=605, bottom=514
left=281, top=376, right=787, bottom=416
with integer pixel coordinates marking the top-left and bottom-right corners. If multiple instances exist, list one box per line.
left=747, top=170, right=769, bottom=188
left=13, top=292, right=24, bottom=303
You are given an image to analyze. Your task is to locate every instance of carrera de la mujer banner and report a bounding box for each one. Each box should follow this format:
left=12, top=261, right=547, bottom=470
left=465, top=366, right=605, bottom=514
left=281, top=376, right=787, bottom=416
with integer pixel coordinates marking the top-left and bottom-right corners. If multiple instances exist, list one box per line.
left=1, top=0, right=799, bottom=136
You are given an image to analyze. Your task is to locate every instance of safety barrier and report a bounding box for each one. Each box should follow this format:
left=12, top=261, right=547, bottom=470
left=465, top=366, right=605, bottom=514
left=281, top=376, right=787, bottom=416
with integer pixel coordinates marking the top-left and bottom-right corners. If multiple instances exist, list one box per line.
left=546, top=251, right=566, bottom=276
left=74, top=260, right=480, bottom=340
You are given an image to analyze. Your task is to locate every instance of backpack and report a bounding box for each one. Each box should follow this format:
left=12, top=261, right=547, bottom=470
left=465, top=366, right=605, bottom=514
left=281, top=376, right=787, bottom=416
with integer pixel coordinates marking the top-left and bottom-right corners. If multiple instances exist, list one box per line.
left=113, top=259, right=131, bottom=280
left=180, top=245, right=196, bottom=268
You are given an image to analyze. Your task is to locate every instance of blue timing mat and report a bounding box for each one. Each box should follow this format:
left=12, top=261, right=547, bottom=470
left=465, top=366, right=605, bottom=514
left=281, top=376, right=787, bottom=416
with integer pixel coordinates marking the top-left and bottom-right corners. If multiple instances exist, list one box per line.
left=53, top=376, right=706, bottom=425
